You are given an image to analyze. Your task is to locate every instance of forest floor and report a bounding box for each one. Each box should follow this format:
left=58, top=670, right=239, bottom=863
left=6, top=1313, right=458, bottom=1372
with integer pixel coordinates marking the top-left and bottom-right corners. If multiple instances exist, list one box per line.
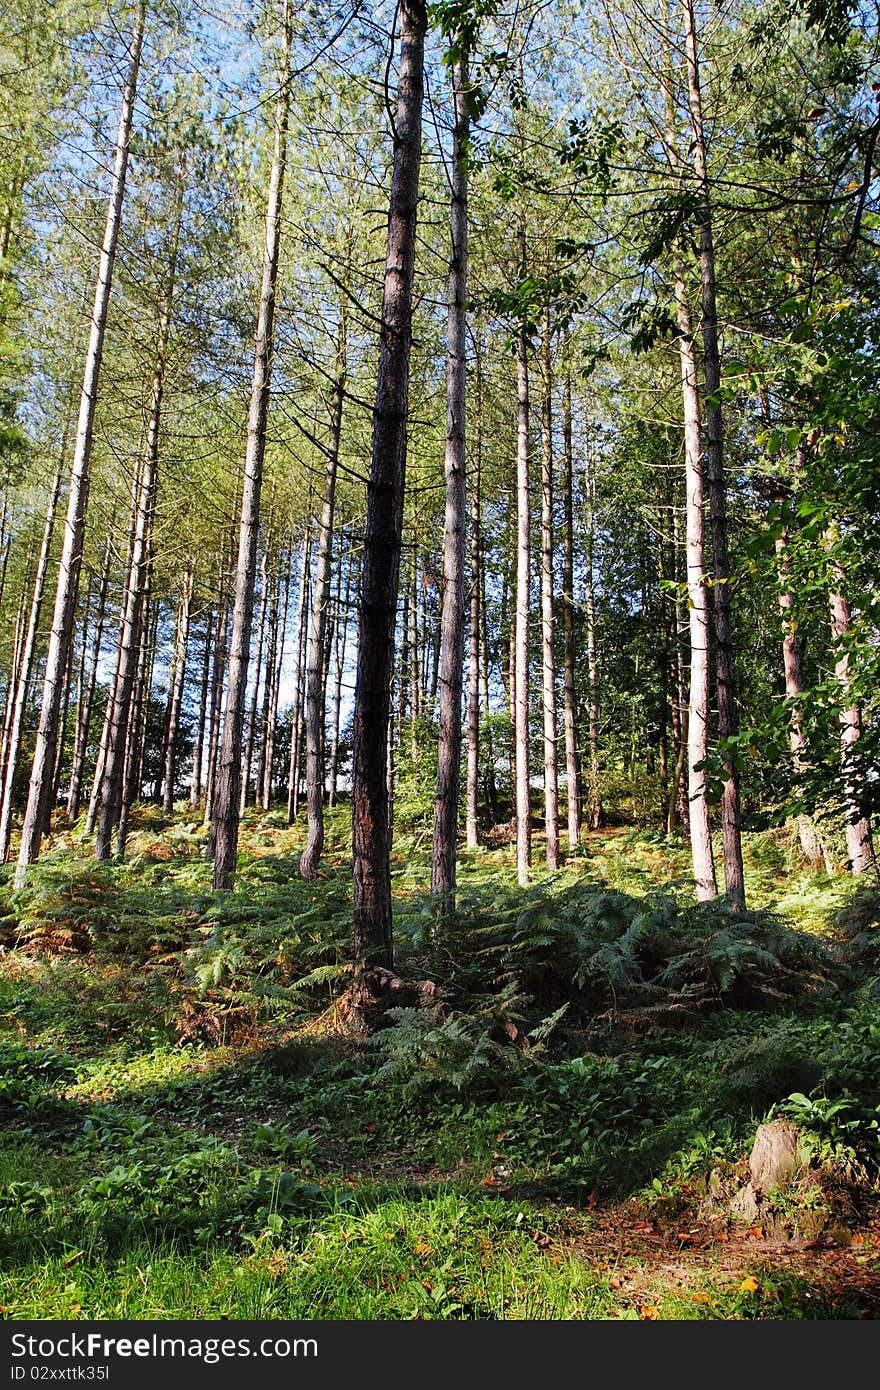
left=1, top=805, right=879, bottom=1320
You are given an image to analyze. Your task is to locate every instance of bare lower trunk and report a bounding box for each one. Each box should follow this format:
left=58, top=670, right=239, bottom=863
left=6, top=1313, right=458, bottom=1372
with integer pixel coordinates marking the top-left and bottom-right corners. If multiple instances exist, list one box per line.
left=683, top=0, right=744, bottom=907
left=677, top=278, right=717, bottom=901
left=0, top=460, right=63, bottom=861
left=14, top=1, right=145, bottom=886
left=96, top=329, right=165, bottom=859
left=774, top=526, right=826, bottom=867
left=562, top=370, right=580, bottom=849
left=514, top=323, right=531, bottom=887
left=67, top=534, right=113, bottom=822
left=117, top=577, right=152, bottom=856
left=539, top=309, right=559, bottom=870
left=465, top=338, right=483, bottom=851
left=431, top=52, right=469, bottom=907
left=827, top=540, right=876, bottom=877
left=189, top=607, right=212, bottom=808
left=672, top=505, right=690, bottom=833
left=240, top=552, right=269, bottom=814
left=583, top=422, right=602, bottom=830
left=300, top=353, right=344, bottom=880
left=212, top=1, right=292, bottom=890
left=162, top=569, right=193, bottom=813
left=286, top=524, right=311, bottom=822
left=261, top=563, right=288, bottom=808
left=203, top=595, right=230, bottom=828
left=328, top=549, right=352, bottom=808
left=352, top=0, right=426, bottom=987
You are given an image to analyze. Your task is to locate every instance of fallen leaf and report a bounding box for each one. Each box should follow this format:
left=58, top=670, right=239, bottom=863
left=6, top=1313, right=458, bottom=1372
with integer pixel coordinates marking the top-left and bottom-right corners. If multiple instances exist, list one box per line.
left=639, top=1305, right=659, bottom=1320
left=691, top=1293, right=711, bottom=1305
left=746, top=1225, right=764, bottom=1240
left=739, top=1276, right=760, bottom=1293
left=412, top=1243, right=431, bottom=1256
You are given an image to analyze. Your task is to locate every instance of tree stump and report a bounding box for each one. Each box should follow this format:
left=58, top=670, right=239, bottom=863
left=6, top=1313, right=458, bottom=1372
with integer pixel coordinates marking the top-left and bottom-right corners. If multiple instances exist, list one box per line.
left=727, top=1120, right=803, bottom=1223
left=748, top=1119, right=801, bottom=1192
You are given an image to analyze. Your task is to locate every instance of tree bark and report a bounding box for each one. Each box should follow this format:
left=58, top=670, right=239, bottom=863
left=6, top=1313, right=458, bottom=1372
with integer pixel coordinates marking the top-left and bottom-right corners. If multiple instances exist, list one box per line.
left=161, top=569, right=193, bottom=812
left=583, top=421, right=602, bottom=830
left=682, top=0, right=745, bottom=907
left=0, top=460, right=63, bottom=861
left=240, top=549, right=269, bottom=814
left=676, top=278, right=717, bottom=900
left=286, top=522, right=311, bottom=822
left=465, top=330, right=483, bottom=852
left=14, top=0, right=145, bottom=886
left=561, top=370, right=581, bottom=849
left=212, top=1, right=292, bottom=890
left=203, top=591, right=230, bottom=829
left=328, top=545, right=352, bottom=808
left=189, top=605, right=213, bottom=810
left=774, top=523, right=826, bottom=868
left=260, top=561, right=288, bottom=808
left=431, top=51, right=469, bottom=908
left=539, top=308, right=559, bottom=869
left=67, top=533, right=113, bottom=822
left=117, top=572, right=153, bottom=856
left=352, top=0, right=426, bottom=989
left=514, top=320, right=532, bottom=887
left=300, top=339, right=345, bottom=879
left=826, top=535, right=877, bottom=877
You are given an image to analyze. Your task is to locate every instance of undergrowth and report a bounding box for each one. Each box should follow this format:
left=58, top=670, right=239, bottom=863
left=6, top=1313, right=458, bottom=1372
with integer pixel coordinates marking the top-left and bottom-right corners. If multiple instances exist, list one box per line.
left=1, top=809, right=878, bottom=1320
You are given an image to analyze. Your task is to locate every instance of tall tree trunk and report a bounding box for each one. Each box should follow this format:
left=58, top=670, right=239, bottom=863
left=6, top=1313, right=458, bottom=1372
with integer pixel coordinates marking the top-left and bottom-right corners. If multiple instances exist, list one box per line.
left=203, top=593, right=230, bottom=828
left=162, top=569, right=193, bottom=813
left=67, top=533, right=113, bottom=821
left=561, top=369, right=581, bottom=850
left=256, top=573, right=278, bottom=809
left=677, top=279, right=717, bottom=900
left=583, top=421, right=602, bottom=830
left=514, top=317, right=532, bottom=887
left=352, top=0, right=426, bottom=990
left=431, top=51, right=469, bottom=907
left=301, top=336, right=345, bottom=880
left=48, top=627, right=77, bottom=831
left=117, top=578, right=152, bottom=857
left=826, top=536, right=877, bottom=877
left=773, top=522, right=826, bottom=868
left=465, top=339, right=482, bottom=852
left=662, top=34, right=716, bottom=897
left=189, top=606, right=213, bottom=809
left=240, top=550, right=269, bottom=814
left=328, top=546, right=352, bottom=808
left=671, top=504, right=690, bottom=833
left=96, top=166, right=181, bottom=860
left=260, top=562, right=288, bottom=809
left=0, top=461, right=63, bottom=861
left=212, top=1, right=292, bottom=890
left=539, top=308, right=559, bottom=869
left=682, top=0, right=745, bottom=907
left=286, top=524, right=312, bottom=822
left=14, top=1, right=145, bottom=886
left=1, top=582, right=29, bottom=773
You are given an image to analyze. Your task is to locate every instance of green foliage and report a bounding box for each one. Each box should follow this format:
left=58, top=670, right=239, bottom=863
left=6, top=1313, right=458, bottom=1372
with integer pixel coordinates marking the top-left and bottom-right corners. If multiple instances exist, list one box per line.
left=1, top=811, right=878, bottom=1320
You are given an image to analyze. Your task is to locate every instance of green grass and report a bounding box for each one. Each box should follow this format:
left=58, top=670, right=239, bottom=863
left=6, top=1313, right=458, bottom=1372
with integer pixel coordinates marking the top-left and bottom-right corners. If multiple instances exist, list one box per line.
left=1, top=808, right=878, bottom=1320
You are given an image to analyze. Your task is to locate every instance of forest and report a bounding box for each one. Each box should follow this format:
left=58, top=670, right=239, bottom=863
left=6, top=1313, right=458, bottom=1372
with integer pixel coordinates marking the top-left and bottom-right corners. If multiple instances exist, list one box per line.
left=1, top=0, right=880, bottom=1323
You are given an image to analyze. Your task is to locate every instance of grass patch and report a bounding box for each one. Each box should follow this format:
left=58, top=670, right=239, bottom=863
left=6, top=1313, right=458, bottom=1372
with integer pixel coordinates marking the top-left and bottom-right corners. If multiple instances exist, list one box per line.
left=1, top=807, right=878, bottom=1320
